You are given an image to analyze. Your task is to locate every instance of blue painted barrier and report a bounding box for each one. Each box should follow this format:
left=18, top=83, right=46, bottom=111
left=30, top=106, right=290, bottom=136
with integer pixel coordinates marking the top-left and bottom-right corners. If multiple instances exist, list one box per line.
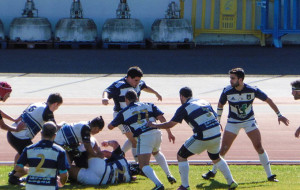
left=259, top=0, right=300, bottom=47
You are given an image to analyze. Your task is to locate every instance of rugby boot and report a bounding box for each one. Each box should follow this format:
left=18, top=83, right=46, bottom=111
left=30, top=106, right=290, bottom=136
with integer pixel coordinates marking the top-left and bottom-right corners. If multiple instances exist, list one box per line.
left=202, top=170, right=216, bottom=180
left=268, top=174, right=279, bottom=182
left=8, top=175, right=22, bottom=185
left=228, top=181, right=238, bottom=190
left=152, top=184, right=165, bottom=190
left=8, top=170, right=16, bottom=177
left=177, top=185, right=191, bottom=190
left=167, top=174, right=177, bottom=184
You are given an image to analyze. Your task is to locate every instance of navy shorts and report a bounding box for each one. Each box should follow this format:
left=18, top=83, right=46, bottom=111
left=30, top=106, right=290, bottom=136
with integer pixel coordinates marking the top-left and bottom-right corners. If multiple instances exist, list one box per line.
left=7, top=131, right=32, bottom=155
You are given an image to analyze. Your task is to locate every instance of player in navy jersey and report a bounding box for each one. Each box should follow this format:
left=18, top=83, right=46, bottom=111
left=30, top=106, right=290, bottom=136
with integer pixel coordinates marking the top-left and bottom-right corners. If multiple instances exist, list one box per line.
left=108, top=90, right=176, bottom=190
left=202, top=68, right=289, bottom=182
left=8, top=93, right=63, bottom=185
left=15, top=121, right=69, bottom=190
left=0, top=81, right=24, bottom=132
left=102, top=66, right=162, bottom=162
left=291, top=80, right=300, bottom=137
left=54, top=116, right=105, bottom=166
left=148, top=87, right=238, bottom=190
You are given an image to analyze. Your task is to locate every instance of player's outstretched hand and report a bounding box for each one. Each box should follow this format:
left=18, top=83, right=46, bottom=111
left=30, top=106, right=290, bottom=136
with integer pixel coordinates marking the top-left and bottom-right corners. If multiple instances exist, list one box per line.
left=295, top=127, right=300, bottom=138
left=278, top=116, right=289, bottom=126
left=168, top=133, right=175, bottom=144
left=101, top=141, right=109, bottom=147
left=147, top=121, right=155, bottom=128
left=156, top=93, right=162, bottom=101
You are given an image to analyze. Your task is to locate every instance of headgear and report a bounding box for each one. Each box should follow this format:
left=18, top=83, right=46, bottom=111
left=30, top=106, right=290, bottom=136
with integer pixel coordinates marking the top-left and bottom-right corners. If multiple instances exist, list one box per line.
left=0, top=82, right=12, bottom=98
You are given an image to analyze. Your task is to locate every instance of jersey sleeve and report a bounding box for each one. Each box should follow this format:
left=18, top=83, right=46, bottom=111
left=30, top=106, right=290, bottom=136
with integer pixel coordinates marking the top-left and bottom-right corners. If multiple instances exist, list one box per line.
left=81, top=125, right=91, bottom=143
left=219, top=88, right=228, bottom=105
left=57, top=150, right=70, bottom=173
left=140, top=80, right=148, bottom=90
left=110, top=112, right=125, bottom=127
left=105, top=82, right=118, bottom=99
left=151, top=104, right=164, bottom=118
left=42, top=106, right=55, bottom=123
left=255, top=87, right=268, bottom=101
left=16, top=148, right=28, bottom=167
left=171, top=105, right=187, bottom=123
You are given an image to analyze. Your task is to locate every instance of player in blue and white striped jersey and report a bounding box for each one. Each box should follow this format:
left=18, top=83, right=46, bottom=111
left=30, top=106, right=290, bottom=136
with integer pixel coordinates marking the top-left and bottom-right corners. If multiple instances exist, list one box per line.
left=15, top=121, right=70, bottom=190
left=102, top=66, right=162, bottom=162
left=203, top=68, right=289, bottom=183
left=148, top=87, right=237, bottom=190
left=8, top=93, right=63, bottom=185
left=69, top=140, right=138, bottom=186
left=54, top=116, right=104, bottom=167
left=108, top=90, right=176, bottom=190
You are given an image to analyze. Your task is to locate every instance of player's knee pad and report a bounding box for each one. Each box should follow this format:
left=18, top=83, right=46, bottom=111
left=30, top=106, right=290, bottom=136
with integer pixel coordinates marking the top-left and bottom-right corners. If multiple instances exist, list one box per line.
left=207, top=151, right=220, bottom=160
left=177, top=145, right=194, bottom=159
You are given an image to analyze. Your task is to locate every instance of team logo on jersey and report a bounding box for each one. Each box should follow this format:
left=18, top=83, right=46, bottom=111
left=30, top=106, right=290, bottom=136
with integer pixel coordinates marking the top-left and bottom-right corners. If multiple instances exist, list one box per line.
left=247, top=94, right=251, bottom=100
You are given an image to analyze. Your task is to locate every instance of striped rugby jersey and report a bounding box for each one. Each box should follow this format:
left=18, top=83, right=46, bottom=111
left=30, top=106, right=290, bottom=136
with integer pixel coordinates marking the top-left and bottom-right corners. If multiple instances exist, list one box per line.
left=219, top=83, right=268, bottom=123
left=12, top=102, right=55, bottom=139
left=111, top=101, right=163, bottom=137
left=17, top=140, right=70, bottom=190
left=104, top=77, right=147, bottom=112
left=171, top=98, right=221, bottom=141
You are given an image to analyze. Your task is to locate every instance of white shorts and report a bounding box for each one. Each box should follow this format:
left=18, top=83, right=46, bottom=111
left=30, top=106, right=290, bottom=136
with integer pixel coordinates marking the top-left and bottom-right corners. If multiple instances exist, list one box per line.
left=114, top=111, right=131, bottom=134
left=77, top=158, right=106, bottom=185
left=137, top=130, right=161, bottom=155
left=184, top=136, right=221, bottom=155
left=225, top=120, right=258, bottom=135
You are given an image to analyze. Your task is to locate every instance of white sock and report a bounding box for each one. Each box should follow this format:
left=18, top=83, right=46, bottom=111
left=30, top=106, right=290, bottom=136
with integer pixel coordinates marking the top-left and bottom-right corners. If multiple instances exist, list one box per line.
left=154, top=152, right=171, bottom=176
left=259, top=151, right=272, bottom=177
left=215, top=158, right=234, bottom=185
left=211, top=164, right=218, bottom=174
left=142, top=165, right=162, bottom=186
left=131, top=148, right=138, bottom=163
left=178, top=161, right=189, bottom=188
left=121, top=139, right=132, bottom=153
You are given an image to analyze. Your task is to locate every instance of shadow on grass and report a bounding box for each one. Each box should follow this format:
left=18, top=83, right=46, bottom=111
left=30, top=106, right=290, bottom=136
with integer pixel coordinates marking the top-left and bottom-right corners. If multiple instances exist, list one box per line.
left=62, top=180, right=140, bottom=189
left=196, top=179, right=267, bottom=189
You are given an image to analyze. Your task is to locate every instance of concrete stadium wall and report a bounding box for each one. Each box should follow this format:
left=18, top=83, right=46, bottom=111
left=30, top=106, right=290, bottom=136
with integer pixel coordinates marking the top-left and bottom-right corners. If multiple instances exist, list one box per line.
left=0, top=0, right=185, bottom=38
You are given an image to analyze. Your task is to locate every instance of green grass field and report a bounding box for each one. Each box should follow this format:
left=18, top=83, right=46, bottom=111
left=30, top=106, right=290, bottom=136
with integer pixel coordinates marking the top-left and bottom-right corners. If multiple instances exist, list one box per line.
left=1, top=165, right=300, bottom=190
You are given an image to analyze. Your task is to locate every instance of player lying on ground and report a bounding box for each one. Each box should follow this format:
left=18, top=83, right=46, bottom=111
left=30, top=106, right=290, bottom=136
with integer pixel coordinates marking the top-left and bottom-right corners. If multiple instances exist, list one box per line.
left=69, top=140, right=142, bottom=185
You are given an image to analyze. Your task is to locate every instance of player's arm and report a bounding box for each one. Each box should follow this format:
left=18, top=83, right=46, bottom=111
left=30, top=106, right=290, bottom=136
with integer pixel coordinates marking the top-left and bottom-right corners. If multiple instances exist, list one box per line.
left=0, top=119, right=20, bottom=132
left=148, top=120, right=178, bottom=129
left=142, top=86, right=162, bottom=101
left=156, top=115, right=175, bottom=143
left=265, top=98, right=289, bottom=126
left=102, top=91, right=110, bottom=105
left=0, top=110, right=19, bottom=122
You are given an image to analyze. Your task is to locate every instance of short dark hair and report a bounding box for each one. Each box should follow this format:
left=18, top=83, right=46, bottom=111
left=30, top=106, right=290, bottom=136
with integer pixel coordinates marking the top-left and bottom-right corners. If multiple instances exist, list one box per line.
left=127, top=66, right=143, bottom=78
left=229, top=68, right=245, bottom=80
left=47, top=93, right=63, bottom=105
left=125, top=90, right=138, bottom=102
left=42, top=121, right=57, bottom=138
left=291, top=80, right=300, bottom=90
left=90, top=116, right=105, bottom=130
left=180, top=87, right=193, bottom=98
